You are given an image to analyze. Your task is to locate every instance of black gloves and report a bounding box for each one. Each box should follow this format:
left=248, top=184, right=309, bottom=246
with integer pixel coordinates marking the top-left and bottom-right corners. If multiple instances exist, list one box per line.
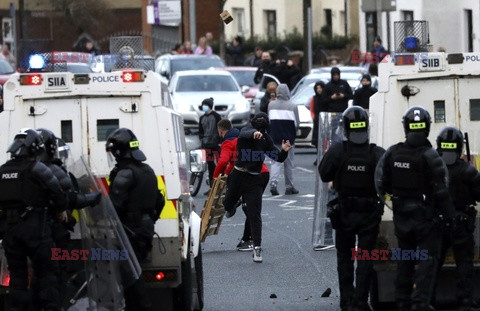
left=75, top=191, right=102, bottom=209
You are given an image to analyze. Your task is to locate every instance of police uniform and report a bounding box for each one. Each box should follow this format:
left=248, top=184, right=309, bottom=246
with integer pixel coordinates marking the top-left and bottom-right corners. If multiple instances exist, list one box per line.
left=0, top=129, right=68, bottom=311
left=375, top=107, right=453, bottom=311
left=106, top=128, right=159, bottom=311
left=319, top=106, right=385, bottom=311
left=435, top=127, right=480, bottom=310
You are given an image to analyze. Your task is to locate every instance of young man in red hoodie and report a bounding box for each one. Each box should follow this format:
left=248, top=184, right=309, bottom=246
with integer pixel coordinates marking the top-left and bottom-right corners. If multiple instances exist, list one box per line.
left=213, top=119, right=270, bottom=251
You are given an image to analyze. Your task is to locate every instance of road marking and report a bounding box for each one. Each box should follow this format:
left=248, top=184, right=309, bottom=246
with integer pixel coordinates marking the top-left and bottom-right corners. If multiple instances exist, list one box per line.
left=264, top=196, right=314, bottom=210
left=300, top=194, right=315, bottom=198
left=296, top=166, right=315, bottom=173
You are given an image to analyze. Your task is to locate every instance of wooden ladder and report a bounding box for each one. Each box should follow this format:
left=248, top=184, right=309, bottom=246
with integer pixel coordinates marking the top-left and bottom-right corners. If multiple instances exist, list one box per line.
left=200, top=175, right=227, bottom=242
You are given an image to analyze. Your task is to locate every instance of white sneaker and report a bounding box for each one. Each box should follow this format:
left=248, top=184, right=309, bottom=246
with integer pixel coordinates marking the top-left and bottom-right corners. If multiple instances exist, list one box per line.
left=253, top=246, right=262, bottom=263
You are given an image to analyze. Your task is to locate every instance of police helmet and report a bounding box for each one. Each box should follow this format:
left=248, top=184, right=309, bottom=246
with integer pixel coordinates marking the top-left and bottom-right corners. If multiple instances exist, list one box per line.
left=251, top=112, right=269, bottom=132
left=7, top=128, right=45, bottom=157
left=37, top=128, right=57, bottom=159
left=342, top=106, right=369, bottom=144
left=106, top=128, right=146, bottom=161
left=436, top=126, right=463, bottom=165
left=402, top=106, right=431, bottom=137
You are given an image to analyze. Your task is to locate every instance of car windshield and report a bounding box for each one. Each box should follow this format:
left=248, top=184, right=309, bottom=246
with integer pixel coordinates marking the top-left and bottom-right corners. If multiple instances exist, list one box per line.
left=0, top=60, right=14, bottom=74
left=291, top=83, right=315, bottom=106
left=171, top=58, right=224, bottom=76
left=176, top=75, right=238, bottom=92
left=227, top=70, right=256, bottom=87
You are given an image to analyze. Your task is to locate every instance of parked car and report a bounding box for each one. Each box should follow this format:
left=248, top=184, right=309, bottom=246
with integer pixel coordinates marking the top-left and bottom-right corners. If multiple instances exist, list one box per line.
left=155, top=54, right=225, bottom=81
left=0, top=59, right=15, bottom=85
left=290, top=83, right=316, bottom=147
left=169, top=70, right=250, bottom=132
left=218, top=66, right=259, bottom=100
left=291, top=70, right=363, bottom=97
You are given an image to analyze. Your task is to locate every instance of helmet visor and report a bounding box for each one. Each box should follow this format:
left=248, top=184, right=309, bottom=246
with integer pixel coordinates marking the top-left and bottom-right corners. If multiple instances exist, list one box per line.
left=349, top=131, right=368, bottom=144
left=441, top=151, right=458, bottom=165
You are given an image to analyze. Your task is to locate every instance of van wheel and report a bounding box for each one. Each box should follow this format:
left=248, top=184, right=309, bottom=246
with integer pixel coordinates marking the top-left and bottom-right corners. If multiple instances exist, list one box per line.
left=192, top=247, right=204, bottom=310
left=173, top=248, right=193, bottom=311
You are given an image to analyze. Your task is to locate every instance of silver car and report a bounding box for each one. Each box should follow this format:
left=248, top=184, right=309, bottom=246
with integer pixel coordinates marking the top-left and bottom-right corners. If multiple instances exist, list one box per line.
left=169, top=70, right=251, bottom=131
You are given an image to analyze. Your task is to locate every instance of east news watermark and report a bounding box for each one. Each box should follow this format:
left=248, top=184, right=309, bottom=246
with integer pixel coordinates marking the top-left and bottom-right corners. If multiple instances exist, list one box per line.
left=51, top=248, right=129, bottom=261
left=352, top=248, right=429, bottom=261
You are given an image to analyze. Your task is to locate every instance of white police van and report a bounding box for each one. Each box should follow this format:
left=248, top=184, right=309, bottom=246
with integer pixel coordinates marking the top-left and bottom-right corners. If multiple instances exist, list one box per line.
left=0, top=54, right=204, bottom=310
left=369, top=52, right=480, bottom=308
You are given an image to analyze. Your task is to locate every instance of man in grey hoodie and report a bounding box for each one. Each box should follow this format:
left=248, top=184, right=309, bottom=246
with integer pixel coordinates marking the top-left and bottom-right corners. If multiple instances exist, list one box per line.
left=268, top=84, right=300, bottom=195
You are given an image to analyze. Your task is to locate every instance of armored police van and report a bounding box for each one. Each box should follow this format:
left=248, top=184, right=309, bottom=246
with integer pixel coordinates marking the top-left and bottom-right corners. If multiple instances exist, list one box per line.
left=0, top=65, right=203, bottom=310
left=369, top=52, right=480, bottom=308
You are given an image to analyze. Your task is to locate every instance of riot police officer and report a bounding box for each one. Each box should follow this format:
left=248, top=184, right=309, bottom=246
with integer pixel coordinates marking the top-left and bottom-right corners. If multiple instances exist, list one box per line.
left=38, top=128, right=101, bottom=244
left=106, top=128, right=160, bottom=311
left=0, top=128, right=68, bottom=311
left=435, top=127, right=480, bottom=311
left=375, top=106, right=453, bottom=311
left=319, top=106, right=385, bottom=311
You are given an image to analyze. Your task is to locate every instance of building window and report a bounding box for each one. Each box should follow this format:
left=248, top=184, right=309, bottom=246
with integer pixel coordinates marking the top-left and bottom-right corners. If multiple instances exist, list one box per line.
left=233, top=8, right=245, bottom=36
left=365, top=12, right=377, bottom=51
left=403, top=11, right=414, bottom=21
left=433, top=101, right=445, bottom=123
left=265, top=10, right=277, bottom=39
left=470, top=99, right=480, bottom=121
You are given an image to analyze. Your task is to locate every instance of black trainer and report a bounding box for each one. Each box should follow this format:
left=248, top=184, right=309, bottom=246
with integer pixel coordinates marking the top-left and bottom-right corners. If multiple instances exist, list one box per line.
left=236, top=240, right=253, bottom=251
left=270, top=186, right=279, bottom=196
left=285, top=187, right=299, bottom=195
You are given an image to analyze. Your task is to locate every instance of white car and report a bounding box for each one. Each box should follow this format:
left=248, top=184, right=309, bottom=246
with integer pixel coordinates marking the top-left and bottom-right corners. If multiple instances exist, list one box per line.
left=169, top=70, right=251, bottom=131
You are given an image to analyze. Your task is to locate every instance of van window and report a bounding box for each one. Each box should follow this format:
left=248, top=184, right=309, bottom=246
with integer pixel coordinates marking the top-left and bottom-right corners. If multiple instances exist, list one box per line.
left=469, top=99, right=480, bottom=121
left=433, top=101, right=445, bottom=123
left=97, top=119, right=119, bottom=141
left=61, top=120, right=73, bottom=142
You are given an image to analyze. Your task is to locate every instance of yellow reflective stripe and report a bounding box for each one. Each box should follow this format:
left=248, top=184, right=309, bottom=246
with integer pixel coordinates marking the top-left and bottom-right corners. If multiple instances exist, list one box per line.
left=409, top=122, right=426, bottom=129
left=158, top=176, right=177, bottom=219
left=129, top=141, right=139, bottom=148
left=350, top=121, right=366, bottom=129
left=440, top=142, right=457, bottom=149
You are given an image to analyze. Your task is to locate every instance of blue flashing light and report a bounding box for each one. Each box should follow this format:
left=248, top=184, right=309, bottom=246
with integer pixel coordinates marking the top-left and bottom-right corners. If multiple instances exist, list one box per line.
left=29, top=54, right=46, bottom=70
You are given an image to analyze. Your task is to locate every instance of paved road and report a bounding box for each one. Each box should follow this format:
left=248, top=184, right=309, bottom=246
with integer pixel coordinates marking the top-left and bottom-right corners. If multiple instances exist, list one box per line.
left=192, top=149, right=343, bottom=311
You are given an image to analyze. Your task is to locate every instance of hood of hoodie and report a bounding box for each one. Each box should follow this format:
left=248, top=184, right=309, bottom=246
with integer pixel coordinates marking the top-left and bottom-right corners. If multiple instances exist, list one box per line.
left=331, top=67, right=340, bottom=80
left=313, top=81, right=325, bottom=95
left=224, top=127, right=240, bottom=141
left=276, top=83, right=291, bottom=100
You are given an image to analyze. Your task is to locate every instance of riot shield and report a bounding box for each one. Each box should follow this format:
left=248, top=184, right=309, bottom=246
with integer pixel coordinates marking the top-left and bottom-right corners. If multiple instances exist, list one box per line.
left=312, top=112, right=343, bottom=250
left=67, top=156, right=141, bottom=311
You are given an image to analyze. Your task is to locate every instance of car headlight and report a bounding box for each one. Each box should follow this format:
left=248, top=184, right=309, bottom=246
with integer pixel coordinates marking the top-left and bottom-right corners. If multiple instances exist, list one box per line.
left=234, top=98, right=249, bottom=112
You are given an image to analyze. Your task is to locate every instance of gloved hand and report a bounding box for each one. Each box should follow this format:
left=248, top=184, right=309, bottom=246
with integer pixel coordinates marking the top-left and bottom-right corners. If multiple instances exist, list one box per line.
left=75, top=191, right=102, bottom=209
left=85, top=191, right=102, bottom=207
